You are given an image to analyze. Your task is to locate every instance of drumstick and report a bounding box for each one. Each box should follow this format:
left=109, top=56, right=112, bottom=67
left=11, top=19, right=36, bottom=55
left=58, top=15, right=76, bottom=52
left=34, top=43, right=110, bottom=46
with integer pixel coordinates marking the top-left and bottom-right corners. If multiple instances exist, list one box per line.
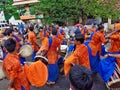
left=18, top=50, right=23, bottom=55
left=105, top=29, right=120, bottom=38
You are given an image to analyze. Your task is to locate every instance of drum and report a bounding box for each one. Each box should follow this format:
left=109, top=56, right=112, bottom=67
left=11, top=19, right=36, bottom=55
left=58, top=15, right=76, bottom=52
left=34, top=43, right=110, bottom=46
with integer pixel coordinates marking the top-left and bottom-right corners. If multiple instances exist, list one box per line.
left=0, top=47, right=3, bottom=59
left=106, top=63, right=120, bottom=88
left=0, top=60, right=5, bottom=80
left=34, top=55, right=48, bottom=65
left=19, top=44, right=34, bottom=58
left=60, top=45, right=67, bottom=53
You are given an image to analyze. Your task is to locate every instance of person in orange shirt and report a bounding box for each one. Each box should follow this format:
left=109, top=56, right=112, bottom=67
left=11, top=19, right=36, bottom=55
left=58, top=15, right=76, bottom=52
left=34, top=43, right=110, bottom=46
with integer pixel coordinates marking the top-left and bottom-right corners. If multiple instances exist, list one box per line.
left=39, top=27, right=49, bottom=39
left=28, top=26, right=39, bottom=62
left=106, top=30, right=120, bottom=67
left=114, top=21, right=120, bottom=29
left=47, top=28, right=61, bottom=84
left=64, top=34, right=90, bottom=76
left=5, top=28, right=28, bottom=65
left=56, top=27, right=65, bottom=43
left=37, top=28, right=61, bottom=85
left=5, top=28, right=23, bottom=52
left=81, top=27, right=89, bottom=35
left=2, top=38, right=30, bottom=90
left=39, top=27, right=49, bottom=48
left=88, top=24, right=108, bottom=72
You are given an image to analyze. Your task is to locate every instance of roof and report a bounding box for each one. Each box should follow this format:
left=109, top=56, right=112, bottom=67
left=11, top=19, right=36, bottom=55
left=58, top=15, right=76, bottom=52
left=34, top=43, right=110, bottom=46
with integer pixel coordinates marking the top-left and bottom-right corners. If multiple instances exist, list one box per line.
left=13, top=0, right=39, bottom=6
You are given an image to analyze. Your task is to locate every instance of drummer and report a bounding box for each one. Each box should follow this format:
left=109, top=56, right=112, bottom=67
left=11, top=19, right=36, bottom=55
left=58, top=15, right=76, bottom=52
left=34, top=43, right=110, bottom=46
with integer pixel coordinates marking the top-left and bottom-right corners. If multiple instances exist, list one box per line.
left=37, top=28, right=61, bottom=85
left=105, top=26, right=120, bottom=67
left=28, top=26, right=40, bottom=62
left=56, top=26, right=66, bottom=44
left=64, top=34, right=90, bottom=76
left=87, top=24, right=108, bottom=72
left=2, top=38, right=30, bottom=90
left=4, top=28, right=26, bottom=65
left=39, top=27, right=49, bottom=49
left=5, top=28, right=23, bottom=52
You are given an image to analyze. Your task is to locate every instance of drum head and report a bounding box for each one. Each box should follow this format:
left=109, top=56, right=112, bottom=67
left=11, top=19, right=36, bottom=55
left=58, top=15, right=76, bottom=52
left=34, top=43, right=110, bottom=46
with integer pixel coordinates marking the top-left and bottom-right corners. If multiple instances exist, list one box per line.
left=19, top=45, right=34, bottom=58
left=34, top=55, right=48, bottom=65
left=60, top=45, right=67, bottom=53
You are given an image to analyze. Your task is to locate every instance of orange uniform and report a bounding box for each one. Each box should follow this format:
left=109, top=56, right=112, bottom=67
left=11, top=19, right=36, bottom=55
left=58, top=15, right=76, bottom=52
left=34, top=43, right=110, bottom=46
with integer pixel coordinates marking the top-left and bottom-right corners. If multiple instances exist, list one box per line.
left=81, top=28, right=89, bottom=35
left=47, top=36, right=61, bottom=64
left=57, top=29, right=65, bottom=42
left=89, top=31, right=106, bottom=56
left=39, top=37, right=49, bottom=52
left=115, top=23, right=120, bottom=29
left=64, top=44, right=90, bottom=76
left=28, top=31, right=39, bottom=51
left=24, top=60, right=48, bottom=87
left=2, top=53, right=30, bottom=90
left=39, top=31, right=49, bottom=39
left=108, top=31, right=120, bottom=67
left=109, top=32, right=120, bottom=52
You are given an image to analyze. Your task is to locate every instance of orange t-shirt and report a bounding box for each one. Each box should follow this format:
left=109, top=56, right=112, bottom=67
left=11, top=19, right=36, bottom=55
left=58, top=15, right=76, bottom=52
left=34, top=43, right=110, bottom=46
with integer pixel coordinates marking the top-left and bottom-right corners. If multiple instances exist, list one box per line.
left=2, top=53, right=30, bottom=90
left=64, top=44, right=90, bottom=76
left=47, top=36, right=61, bottom=64
left=28, top=31, right=39, bottom=51
left=73, top=44, right=90, bottom=69
left=115, top=23, right=120, bottom=29
left=109, top=32, right=120, bottom=52
left=89, top=31, right=106, bottom=56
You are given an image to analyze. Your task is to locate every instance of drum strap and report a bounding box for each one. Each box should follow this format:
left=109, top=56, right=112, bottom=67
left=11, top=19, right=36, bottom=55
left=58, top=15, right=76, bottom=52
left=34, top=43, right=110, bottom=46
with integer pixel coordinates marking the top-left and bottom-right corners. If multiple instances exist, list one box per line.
left=84, top=27, right=86, bottom=34
left=44, top=30, right=46, bottom=37
left=48, top=37, right=53, bottom=49
left=13, top=35, right=21, bottom=42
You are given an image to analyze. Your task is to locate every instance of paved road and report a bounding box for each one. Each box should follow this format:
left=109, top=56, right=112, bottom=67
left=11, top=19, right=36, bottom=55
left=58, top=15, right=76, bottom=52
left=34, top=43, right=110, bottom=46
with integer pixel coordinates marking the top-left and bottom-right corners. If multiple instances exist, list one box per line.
left=0, top=74, right=70, bottom=90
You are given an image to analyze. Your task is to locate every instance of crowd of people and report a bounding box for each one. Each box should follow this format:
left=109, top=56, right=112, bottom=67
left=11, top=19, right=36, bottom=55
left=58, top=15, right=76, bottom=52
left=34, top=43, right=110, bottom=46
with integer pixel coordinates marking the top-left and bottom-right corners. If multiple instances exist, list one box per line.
left=0, top=21, right=120, bottom=90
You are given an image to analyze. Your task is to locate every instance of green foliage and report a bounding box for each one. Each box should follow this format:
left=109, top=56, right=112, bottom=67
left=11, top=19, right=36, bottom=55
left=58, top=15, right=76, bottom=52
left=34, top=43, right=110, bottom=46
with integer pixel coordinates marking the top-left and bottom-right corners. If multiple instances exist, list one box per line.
left=0, top=0, right=19, bottom=20
left=0, top=0, right=120, bottom=24
left=31, top=0, right=120, bottom=24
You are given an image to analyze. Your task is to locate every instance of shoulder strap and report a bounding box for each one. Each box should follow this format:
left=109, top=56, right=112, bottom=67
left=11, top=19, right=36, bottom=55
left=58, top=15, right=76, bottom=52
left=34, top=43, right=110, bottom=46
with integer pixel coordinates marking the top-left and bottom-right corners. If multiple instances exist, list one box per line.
left=60, top=29, right=63, bottom=34
left=84, top=27, right=86, bottom=34
left=13, top=35, right=21, bottom=42
left=48, top=37, right=53, bottom=49
left=44, top=30, right=46, bottom=37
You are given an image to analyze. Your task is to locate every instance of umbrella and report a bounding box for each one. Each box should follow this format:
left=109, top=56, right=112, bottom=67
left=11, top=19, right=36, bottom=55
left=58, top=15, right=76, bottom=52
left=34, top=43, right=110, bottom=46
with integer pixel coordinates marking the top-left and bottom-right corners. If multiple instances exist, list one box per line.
left=74, top=23, right=82, bottom=27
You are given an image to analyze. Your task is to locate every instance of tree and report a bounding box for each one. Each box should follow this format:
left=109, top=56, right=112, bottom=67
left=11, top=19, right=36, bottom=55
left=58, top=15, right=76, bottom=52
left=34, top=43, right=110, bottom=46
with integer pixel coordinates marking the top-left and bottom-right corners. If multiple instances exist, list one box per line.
left=0, top=0, right=19, bottom=20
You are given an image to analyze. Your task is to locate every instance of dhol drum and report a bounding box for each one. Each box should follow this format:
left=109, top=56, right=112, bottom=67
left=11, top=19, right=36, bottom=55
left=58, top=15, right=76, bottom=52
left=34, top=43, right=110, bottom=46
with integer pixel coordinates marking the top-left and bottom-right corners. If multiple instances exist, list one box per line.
left=34, top=55, right=48, bottom=65
left=0, top=60, right=5, bottom=80
left=106, top=63, right=120, bottom=88
left=24, top=55, right=48, bottom=87
left=19, top=44, right=34, bottom=58
left=60, top=45, right=67, bottom=54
